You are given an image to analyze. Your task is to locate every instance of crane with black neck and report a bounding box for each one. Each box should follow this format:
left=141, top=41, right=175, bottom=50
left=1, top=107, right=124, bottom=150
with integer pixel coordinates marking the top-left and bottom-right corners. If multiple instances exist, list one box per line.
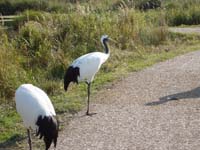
left=64, top=35, right=115, bottom=115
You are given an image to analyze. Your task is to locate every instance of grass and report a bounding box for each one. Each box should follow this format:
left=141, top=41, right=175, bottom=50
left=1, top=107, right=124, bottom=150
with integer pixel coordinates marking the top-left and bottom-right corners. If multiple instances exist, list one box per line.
left=165, top=1, right=200, bottom=26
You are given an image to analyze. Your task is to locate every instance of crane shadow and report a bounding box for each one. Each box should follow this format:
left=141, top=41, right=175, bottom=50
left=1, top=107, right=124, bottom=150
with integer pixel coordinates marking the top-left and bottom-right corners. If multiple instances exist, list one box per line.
left=145, top=87, right=200, bottom=106
left=0, top=134, right=26, bottom=149
left=75, top=112, right=97, bottom=118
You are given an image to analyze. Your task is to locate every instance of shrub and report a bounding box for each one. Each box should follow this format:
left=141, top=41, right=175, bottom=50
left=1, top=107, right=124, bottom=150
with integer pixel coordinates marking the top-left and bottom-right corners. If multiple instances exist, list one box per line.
left=39, top=79, right=61, bottom=96
left=12, top=10, right=51, bottom=30
left=0, top=8, right=169, bottom=101
left=0, top=32, right=26, bottom=99
left=0, top=0, right=48, bottom=15
left=53, top=9, right=168, bottom=56
left=139, top=26, right=168, bottom=45
left=111, top=0, right=162, bottom=11
left=17, top=21, right=52, bottom=68
left=166, top=6, right=200, bottom=26
left=136, top=0, right=162, bottom=10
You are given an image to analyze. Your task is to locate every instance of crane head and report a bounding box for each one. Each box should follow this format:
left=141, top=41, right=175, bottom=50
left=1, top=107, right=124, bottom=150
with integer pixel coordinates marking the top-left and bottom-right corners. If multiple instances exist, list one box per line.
left=101, top=35, right=117, bottom=44
left=101, top=35, right=109, bottom=43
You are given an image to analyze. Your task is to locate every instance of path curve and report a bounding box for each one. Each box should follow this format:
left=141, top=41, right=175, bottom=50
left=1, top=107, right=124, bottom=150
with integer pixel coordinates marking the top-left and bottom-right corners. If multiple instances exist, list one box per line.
left=57, top=50, right=200, bottom=150
left=169, top=27, right=200, bottom=34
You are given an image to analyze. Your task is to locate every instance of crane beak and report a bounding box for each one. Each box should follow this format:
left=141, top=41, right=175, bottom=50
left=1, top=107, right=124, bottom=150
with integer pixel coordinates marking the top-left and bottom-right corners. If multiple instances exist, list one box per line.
left=109, top=38, right=117, bottom=43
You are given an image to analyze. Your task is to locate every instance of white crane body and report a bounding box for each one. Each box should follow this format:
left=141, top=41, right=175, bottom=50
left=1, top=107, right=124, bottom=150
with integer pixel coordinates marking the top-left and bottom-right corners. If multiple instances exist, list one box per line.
left=64, top=35, right=111, bottom=115
left=15, top=84, right=58, bottom=150
left=72, top=52, right=109, bottom=83
left=16, top=84, right=56, bottom=130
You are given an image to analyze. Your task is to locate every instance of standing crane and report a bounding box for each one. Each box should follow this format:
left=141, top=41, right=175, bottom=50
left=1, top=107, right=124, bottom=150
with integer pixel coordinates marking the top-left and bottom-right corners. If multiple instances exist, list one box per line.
left=64, top=35, right=114, bottom=115
left=15, top=84, right=59, bottom=150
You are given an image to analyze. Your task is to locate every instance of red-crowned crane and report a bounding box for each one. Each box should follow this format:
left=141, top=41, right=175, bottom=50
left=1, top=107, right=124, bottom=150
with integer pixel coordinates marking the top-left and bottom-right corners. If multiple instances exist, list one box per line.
left=64, top=35, right=114, bottom=115
left=15, top=84, right=59, bottom=150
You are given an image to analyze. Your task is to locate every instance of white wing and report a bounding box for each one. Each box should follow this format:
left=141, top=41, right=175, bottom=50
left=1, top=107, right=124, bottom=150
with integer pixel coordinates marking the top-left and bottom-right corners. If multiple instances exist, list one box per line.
left=15, top=84, right=56, bottom=130
left=33, top=85, right=56, bottom=115
left=72, top=52, right=109, bottom=82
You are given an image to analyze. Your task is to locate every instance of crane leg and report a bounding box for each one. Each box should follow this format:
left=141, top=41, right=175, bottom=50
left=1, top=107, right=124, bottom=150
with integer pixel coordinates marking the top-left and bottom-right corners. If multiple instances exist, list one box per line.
left=86, top=83, right=91, bottom=115
left=27, top=129, right=32, bottom=150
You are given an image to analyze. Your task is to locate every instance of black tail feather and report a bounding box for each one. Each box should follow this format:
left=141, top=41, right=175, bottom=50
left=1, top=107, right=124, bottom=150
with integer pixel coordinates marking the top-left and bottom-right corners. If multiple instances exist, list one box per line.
left=64, top=66, right=80, bottom=91
left=53, top=135, right=57, bottom=147
left=36, top=115, right=59, bottom=150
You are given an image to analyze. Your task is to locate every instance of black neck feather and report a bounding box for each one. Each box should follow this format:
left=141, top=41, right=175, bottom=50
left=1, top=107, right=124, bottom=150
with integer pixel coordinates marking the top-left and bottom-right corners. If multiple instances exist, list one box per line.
left=103, top=39, right=109, bottom=54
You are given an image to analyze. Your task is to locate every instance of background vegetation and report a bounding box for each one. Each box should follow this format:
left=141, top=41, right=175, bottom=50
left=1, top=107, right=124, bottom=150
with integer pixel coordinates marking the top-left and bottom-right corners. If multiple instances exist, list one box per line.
left=0, top=0, right=200, bottom=149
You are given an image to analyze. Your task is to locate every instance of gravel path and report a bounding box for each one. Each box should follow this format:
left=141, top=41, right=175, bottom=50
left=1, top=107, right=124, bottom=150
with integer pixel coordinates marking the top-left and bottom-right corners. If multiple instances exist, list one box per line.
left=169, top=27, right=200, bottom=34
left=56, top=50, right=200, bottom=150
